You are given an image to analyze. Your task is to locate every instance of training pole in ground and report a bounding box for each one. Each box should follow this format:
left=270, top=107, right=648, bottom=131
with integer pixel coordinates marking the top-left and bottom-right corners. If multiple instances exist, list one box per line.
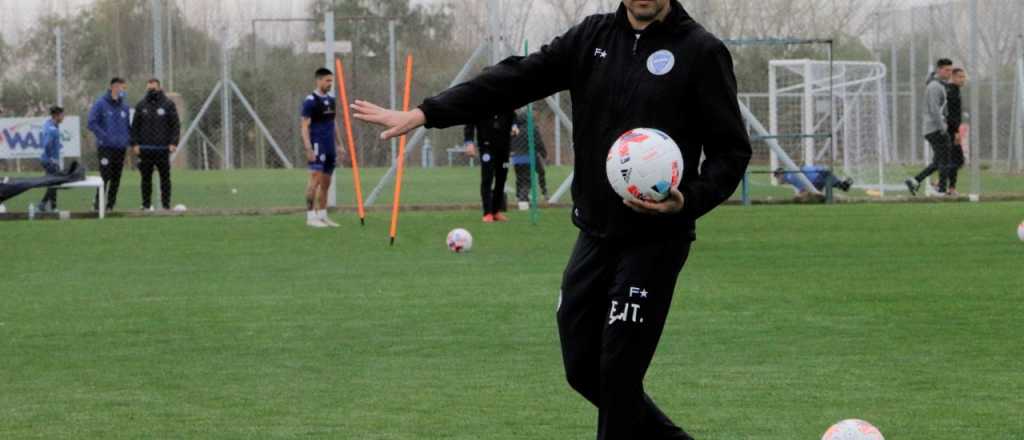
left=525, top=40, right=539, bottom=225
left=390, top=54, right=414, bottom=246
left=336, top=58, right=366, bottom=225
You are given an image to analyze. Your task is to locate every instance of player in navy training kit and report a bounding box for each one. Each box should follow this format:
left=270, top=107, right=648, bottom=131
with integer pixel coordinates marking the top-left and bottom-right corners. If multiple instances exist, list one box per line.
left=301, top=68, right=345, bottom=228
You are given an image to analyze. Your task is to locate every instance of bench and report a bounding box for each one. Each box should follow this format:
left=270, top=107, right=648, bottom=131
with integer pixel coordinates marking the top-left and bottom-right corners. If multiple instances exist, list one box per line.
left=446, top=146, right=476, bottom=167
left=59, top=176, right=106, bottom=219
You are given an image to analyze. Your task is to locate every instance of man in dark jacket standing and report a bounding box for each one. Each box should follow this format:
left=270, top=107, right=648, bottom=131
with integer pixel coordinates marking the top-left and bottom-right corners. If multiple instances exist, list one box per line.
left=465, top=111, right=517, bottom=222
left=88, top=77, right=132, bottom=210
left=946, top=68, right=967, bottom=196
left=353, top=1, right=751, bottom=438
left=130, top=79, right=180, bottom=210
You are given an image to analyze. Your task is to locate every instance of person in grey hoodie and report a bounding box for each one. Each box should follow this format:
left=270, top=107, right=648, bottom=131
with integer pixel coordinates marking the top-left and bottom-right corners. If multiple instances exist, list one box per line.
left=907, top=59, right=954, bottom=195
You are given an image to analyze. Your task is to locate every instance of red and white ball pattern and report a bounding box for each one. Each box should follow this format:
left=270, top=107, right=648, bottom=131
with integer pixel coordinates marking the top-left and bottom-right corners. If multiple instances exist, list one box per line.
left=606, top=128, right=684, bottom=203
left=447, top=228, right=473, bottom=253
left=821, top=419, right=885, bottom=440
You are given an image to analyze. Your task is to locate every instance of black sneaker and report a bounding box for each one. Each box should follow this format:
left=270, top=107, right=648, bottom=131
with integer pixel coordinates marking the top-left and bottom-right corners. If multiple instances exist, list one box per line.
left=904, top=178, right=919, bottom=196
left=839, top=178, right=854, bottom=192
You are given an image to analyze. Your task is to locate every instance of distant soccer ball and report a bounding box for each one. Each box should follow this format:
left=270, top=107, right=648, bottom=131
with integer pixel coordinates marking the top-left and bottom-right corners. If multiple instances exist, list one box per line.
left=173, top=204, right=187, bottom=212
left=821, top=419, right=884, bottom=440
left=606, top=128, right=684, bottom=202
left=1018, top=221, right=1024, bottom=241
left=447, top=228, right=473, bottom=253
left=231, top=188, right=238, bottom=194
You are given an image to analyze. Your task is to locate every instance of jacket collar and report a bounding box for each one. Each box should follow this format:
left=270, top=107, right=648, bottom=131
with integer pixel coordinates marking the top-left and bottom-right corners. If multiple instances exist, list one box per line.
left=615, top=0, right=694, bottom=34
left=145, top=90, right=165, bottom=102
left=104, top=91, right=123, bottom=105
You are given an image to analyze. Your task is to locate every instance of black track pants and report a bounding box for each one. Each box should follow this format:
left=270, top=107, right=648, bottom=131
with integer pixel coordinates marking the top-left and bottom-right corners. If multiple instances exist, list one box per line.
left=558, top=232, right=695, bottom=440
left=479, top=146, right=510, bottom=215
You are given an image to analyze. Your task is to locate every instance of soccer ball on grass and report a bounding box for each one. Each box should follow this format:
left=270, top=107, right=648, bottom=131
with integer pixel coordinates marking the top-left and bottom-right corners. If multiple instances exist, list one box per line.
left=821, top=419, right=884, bottom=440
left=447, top=228, right=473, bottom=253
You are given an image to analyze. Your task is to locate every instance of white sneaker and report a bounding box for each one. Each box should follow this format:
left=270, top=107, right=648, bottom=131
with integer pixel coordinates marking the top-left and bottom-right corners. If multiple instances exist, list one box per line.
left=517, top=201, right=530, bottom=211
left=319, top=210, right=340, bottom=228
left=306, top=211, right=328, bottom=228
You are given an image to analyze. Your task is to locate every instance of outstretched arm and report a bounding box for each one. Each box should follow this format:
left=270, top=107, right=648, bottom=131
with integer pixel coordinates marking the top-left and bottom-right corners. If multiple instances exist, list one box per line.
left=350, top=101, right=426, bottom=141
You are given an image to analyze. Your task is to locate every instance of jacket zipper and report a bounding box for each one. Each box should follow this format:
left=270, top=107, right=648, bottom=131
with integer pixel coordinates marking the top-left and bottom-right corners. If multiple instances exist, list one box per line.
left=632, top=33, right=641, bottom=54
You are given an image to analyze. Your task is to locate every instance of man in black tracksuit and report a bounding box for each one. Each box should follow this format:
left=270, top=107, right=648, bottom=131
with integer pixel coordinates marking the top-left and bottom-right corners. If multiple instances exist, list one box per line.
left=946, top=68, right=967, bottom=195
left=352, top=1, right=751, bottom=438
left=465, top=112, right=517, bottom=221
left=130, top=79, right=180, bottom=210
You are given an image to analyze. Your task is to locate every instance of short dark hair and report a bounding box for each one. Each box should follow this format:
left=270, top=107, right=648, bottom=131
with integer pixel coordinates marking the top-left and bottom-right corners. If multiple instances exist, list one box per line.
left=110, top=77, right=126, bottom=86
left=952, top=68, right=965, bottom=75
left=315, top=68, right=333, bottom=79
left=148, top=78, right=161, bottom=86
left=936, top=58, right=954, bottom=68
left=49, top=106, right=64, bottom=116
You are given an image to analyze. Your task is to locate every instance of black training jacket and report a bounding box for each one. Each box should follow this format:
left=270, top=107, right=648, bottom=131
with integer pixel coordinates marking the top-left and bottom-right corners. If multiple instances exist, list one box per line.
left=130, top=91, right=181, bottom=147
left=464, top=111, right=517, bottom=151
left=946, top=83, right=962, bottom=134
left=420, top=0, right=751, bottom=240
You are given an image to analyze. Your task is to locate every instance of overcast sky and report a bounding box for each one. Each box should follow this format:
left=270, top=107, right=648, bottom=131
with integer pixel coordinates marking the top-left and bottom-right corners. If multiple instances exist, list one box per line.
left=0, top=0, right=938, bottom=46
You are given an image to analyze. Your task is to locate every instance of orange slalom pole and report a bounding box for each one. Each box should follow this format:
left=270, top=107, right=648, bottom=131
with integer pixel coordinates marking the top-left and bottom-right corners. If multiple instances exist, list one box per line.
left=336, top=57, right=366, bottom=226
left=390, top=54, right=414, bottom=246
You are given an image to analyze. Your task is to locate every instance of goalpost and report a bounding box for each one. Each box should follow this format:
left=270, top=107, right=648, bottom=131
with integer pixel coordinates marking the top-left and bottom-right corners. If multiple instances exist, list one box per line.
left=768, top=59, right=895, bottom=194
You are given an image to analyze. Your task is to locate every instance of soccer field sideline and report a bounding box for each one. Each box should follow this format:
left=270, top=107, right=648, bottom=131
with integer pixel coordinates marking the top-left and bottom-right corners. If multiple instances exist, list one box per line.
left=3, top=166, right=1023, bottom=218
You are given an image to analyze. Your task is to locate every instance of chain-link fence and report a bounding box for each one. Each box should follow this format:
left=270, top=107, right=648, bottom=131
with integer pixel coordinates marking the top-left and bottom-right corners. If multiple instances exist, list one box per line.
left=2, top=0, right=1022, bottom=214
left=872, top=0, right=1024, bottom=198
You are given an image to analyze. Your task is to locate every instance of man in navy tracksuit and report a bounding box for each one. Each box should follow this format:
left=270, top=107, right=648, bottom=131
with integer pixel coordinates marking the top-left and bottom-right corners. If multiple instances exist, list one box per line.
left=353, top=1, right=750, bottom=438
left=37, top=106, right=65, bottom=212
left=88, top=77, right=132, bottom=211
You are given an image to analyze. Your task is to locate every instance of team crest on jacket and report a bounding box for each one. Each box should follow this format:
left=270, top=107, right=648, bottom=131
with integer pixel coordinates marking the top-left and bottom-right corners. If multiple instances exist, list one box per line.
left=647, top=50, right=675, bottom=76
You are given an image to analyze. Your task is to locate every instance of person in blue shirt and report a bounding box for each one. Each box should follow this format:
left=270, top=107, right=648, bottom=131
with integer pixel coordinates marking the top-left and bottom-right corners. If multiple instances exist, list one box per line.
left=774, top=165, right=853, bottom=195
left=301, top=68, right=345, bottom=228
left=37, top=106, right=65, bottom=212
left=87, top=77, right=132, bottom=211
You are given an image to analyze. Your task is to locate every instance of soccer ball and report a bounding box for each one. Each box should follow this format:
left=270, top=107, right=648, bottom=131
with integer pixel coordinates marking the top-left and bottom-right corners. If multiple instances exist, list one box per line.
left=821, top=419, right=884, bottom=440
left=1017, top=221, right=1024, bottom=241
left=606, top=128, right=684, bottom=202
left=173, top=204, right=187, bottom=212
left=447, top=228, right=473, bottom=253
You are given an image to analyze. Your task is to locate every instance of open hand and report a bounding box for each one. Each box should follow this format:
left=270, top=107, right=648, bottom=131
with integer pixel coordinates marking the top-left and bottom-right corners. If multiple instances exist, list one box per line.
left=351, top=100, right=426, bottom=140
left=624, top=188, right=685, bottom=215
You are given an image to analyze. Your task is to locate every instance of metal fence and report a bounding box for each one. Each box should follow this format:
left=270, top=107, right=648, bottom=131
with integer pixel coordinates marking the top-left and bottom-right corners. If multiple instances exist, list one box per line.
left=1, top=0, right=1021, bottom=212
left=871, top=0, right=1024, bottom=195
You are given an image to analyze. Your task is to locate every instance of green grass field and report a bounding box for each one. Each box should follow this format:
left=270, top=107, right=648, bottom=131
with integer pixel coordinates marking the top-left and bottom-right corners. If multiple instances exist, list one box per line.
left=2, top=199, right=1023, bottom=439
left=2, top=164, right=1021, bottom=214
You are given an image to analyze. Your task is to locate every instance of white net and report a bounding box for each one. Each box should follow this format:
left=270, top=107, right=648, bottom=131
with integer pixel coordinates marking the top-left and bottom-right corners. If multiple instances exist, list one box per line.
left=769, top=59, right=893, bottom=193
